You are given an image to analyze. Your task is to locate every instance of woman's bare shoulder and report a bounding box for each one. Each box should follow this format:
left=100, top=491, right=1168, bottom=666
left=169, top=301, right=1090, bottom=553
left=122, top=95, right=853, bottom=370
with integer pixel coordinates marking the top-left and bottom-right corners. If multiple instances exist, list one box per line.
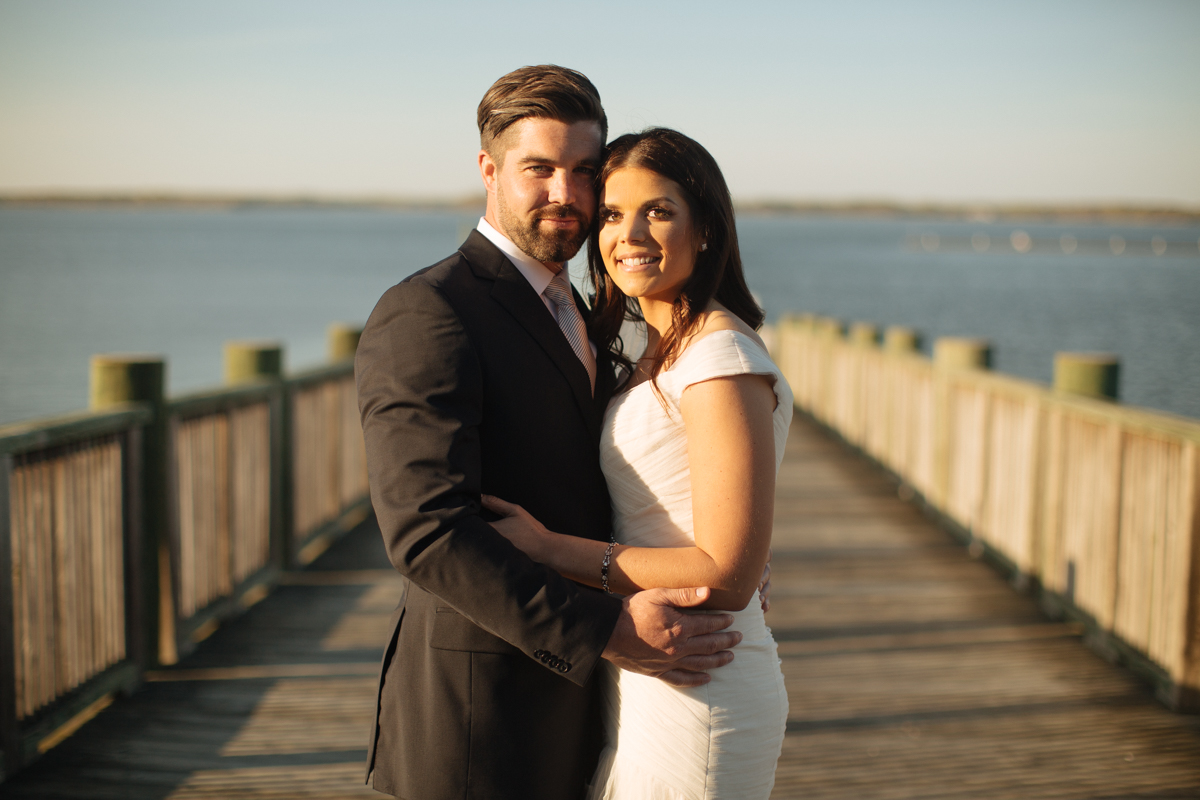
left=690, top=303, right=767, bottom=351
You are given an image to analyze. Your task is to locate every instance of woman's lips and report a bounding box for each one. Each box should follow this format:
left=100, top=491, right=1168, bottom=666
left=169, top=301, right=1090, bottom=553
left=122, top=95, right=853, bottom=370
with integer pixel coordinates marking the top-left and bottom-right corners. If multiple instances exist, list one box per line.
left=616, top=255, right=661, bottom=271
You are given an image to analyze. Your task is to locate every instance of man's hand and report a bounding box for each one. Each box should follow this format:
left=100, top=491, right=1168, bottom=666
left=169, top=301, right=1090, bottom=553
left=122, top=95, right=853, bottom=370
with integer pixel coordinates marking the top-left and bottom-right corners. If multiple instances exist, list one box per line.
left=601, top=587, right=742, bottom=688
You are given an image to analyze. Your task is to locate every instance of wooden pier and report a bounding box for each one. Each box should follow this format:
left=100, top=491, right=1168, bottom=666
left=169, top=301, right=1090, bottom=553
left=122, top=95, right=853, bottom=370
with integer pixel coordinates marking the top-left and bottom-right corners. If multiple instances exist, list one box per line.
left=3, top=413, right=1198, bottom=799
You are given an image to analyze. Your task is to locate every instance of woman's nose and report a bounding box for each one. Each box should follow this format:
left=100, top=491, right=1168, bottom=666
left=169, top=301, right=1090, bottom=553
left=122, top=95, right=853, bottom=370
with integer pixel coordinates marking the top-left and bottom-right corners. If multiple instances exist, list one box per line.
left=621, top=216, right=647, bottom=244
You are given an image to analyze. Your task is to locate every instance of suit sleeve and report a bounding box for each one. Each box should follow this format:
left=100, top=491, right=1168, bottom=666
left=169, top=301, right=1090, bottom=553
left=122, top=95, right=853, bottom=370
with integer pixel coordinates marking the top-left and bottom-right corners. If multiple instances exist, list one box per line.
left=355, top=279, right=621, bottom=685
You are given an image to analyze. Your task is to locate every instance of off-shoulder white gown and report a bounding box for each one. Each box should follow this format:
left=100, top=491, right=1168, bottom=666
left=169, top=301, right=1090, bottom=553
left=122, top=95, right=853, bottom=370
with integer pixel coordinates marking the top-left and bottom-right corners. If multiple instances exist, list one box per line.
left=587, top=330, right=792, bottom=800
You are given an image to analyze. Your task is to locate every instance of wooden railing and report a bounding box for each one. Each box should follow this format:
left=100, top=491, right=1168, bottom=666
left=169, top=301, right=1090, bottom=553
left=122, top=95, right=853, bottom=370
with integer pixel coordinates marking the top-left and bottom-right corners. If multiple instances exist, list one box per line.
left=165, top=383, right=280, bottom=649
left=0, top=407, right=150, bottom=776
left=289, top=365, right=369, bottom=561
left=772, top=314, right=1200, bottom=710
left=0, top=325, right=369, bottom=780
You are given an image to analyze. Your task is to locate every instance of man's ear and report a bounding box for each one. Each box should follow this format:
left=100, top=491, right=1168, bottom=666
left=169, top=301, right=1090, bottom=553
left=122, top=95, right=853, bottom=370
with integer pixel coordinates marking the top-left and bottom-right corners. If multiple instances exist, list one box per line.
left=479, top=149, right=498, bottom=193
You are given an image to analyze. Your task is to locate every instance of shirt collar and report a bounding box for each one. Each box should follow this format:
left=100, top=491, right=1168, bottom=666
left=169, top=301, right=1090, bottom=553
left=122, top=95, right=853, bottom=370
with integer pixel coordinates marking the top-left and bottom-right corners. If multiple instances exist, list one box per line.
left=476, top=217, right=558, bottom=298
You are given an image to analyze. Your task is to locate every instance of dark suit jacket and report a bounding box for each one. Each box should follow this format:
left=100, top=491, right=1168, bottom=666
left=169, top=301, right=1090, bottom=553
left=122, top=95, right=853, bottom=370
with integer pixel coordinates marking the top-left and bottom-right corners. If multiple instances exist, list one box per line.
left=355, top=230, right=624, bottom=800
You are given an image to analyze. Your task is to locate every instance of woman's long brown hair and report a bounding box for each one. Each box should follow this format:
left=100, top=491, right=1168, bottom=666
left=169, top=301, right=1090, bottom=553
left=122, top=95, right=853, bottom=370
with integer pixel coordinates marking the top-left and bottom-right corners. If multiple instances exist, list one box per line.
left=587, top=127, right=764, bottom=391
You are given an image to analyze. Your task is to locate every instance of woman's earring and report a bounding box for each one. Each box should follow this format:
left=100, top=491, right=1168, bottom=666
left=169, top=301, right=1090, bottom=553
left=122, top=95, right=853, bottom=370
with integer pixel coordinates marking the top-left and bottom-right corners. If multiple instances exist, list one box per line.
left=699, top=243, right=708, bottom=252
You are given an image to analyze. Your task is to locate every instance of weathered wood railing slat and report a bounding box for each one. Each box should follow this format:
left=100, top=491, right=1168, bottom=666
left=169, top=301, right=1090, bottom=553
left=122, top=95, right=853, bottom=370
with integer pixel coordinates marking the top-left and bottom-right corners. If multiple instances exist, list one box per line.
left=171, top=401, right=272, bottom=620
left=0, top=406, right=149, bottom=777
left=290, top=369, right=369, bottom=558
left=773, top=314, right=1200, bottom=708
left=0, top=326, right=367, bottom=781
left=9, top=438, right=126, bottom=720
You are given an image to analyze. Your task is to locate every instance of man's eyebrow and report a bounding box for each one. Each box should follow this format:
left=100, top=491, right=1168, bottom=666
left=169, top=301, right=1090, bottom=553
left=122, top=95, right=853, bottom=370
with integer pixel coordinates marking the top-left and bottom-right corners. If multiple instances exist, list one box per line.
left=514, top=155, right=602, bottom=168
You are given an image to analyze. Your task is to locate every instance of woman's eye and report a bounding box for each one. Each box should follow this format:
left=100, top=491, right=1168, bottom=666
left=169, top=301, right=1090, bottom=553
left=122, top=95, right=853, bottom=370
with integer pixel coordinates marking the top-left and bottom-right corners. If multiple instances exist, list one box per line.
left=600, top=210, right=619, bottom=223
left=647, top=207, right=671, bottom=219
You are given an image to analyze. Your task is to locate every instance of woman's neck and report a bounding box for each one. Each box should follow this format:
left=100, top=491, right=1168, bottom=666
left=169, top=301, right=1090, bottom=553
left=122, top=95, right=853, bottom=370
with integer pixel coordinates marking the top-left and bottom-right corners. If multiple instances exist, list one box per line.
left=637, top=296, right=675, bottom=348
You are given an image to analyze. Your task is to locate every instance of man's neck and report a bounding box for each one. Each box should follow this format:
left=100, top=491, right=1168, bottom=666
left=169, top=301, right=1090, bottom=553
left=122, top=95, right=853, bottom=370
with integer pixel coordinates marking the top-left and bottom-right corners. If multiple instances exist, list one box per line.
left=482, top=209, right=564, bottom=274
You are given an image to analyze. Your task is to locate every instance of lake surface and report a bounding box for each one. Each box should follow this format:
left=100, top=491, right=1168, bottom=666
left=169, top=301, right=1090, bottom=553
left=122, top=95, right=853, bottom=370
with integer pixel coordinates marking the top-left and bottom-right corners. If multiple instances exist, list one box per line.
left=1, top=206, right=1197, bottom=427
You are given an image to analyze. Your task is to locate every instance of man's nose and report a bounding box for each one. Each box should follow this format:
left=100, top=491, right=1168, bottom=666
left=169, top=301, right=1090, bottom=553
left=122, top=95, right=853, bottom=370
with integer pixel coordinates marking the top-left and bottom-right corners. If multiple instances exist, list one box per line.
left=547, top=170, right=575, bottom=206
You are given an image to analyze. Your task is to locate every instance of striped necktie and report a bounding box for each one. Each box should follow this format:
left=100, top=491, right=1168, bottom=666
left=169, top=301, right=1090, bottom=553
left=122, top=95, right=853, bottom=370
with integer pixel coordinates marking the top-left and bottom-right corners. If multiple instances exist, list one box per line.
left=543, top=272, right=597, bottom=394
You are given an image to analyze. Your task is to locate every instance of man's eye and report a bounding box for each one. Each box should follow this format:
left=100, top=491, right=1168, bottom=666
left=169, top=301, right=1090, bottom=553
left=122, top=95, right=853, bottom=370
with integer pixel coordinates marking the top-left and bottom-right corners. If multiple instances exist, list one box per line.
left=577, top=166, right=598, bottom=177
left=529, top=165, right=553, bottom=175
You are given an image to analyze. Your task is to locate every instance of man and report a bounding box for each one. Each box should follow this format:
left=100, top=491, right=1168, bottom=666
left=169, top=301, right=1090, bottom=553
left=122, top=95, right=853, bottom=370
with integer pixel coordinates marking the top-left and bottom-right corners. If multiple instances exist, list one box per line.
left=355, top=65, right=742, bottom=800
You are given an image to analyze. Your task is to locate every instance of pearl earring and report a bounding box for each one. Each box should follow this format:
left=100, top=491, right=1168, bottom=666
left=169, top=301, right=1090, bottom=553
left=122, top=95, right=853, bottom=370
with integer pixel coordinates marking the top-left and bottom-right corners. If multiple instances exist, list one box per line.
left=699, top=243, right=708, bottom=252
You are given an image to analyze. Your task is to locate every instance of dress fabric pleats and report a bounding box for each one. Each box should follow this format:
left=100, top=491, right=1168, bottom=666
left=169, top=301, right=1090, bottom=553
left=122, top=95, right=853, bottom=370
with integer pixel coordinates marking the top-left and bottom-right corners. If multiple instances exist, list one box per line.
left=587, top=330, right=793, bottom=800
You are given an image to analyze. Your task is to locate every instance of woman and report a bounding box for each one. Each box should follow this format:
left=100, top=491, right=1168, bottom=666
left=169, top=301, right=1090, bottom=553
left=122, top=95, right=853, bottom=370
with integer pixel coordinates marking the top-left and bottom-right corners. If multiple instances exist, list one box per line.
left=483, top=127, right=791, bottom=799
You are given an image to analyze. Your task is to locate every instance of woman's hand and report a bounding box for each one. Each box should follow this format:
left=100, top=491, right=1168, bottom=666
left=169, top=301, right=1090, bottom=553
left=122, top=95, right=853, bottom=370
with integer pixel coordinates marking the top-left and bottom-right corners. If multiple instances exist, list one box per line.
left=481, top=495, right=554, bottom=562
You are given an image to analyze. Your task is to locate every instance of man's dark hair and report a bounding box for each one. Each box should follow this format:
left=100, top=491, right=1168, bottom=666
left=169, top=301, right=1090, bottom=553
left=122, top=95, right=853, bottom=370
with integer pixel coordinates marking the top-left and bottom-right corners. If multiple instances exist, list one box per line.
left=477, top=65, right=607, bottom=163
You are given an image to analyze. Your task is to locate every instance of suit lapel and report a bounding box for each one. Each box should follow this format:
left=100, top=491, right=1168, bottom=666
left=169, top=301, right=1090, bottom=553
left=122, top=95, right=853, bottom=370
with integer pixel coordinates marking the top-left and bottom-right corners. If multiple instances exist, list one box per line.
left=460, top=232, right=601, bottom=440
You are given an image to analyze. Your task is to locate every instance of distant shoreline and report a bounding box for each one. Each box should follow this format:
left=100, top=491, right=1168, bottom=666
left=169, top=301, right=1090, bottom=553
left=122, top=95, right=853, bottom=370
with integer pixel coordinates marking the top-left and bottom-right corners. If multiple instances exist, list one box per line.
left=2, top=192, right=1198, bottom=225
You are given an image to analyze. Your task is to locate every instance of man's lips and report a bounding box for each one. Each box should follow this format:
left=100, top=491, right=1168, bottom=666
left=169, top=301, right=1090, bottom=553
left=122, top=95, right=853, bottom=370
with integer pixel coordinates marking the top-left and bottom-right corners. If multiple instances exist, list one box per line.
left=536, top=206, right=586, bottom=227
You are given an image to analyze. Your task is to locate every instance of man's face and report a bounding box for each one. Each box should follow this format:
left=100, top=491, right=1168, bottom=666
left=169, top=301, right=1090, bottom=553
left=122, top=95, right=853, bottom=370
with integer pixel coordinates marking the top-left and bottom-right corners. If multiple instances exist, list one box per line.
left=481, top=117, right=603, bottom=266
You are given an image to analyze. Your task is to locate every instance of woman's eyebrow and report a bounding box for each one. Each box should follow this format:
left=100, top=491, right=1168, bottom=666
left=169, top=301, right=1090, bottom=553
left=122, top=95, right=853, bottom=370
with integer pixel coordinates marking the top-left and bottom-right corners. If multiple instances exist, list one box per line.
left=638, top=196, right=680, bottom=209
left=600, top=196, right=680, bottom=213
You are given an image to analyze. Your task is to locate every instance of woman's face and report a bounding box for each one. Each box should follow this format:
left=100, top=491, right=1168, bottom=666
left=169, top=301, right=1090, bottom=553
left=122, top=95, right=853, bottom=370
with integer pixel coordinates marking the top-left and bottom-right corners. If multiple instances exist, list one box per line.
left=598, top=167, right=702, bottom=305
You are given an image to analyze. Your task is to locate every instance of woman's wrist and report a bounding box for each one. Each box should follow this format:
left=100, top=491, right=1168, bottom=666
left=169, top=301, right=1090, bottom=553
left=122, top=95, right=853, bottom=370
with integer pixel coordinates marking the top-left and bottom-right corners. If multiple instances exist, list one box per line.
left=601, top=541, right=617, bottom=593
left=523, top=529, right=552, bottom=564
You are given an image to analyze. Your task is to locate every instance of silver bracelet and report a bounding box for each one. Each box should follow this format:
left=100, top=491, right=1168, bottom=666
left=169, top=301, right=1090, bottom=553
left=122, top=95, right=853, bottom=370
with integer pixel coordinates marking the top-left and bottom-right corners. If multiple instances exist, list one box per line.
left=601, top=540, right=616, bottom=593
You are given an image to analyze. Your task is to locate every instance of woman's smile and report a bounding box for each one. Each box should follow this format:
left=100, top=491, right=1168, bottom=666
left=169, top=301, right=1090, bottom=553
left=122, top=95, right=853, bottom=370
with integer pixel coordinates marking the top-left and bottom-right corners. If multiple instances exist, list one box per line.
left=615, top=254, right=662, bottom=271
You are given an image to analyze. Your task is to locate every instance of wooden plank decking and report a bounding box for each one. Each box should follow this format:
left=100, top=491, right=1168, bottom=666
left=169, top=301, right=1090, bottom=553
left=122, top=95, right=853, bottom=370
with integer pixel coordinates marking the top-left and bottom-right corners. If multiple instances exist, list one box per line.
left=3, top=414, right=1199, bottom=798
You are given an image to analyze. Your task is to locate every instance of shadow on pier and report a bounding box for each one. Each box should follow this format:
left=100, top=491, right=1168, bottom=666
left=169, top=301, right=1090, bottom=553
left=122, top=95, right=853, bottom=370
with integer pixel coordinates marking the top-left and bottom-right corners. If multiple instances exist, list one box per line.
left=4, top=415, right=1200, bottom=799
left=1, top=513, right=397, bottom=799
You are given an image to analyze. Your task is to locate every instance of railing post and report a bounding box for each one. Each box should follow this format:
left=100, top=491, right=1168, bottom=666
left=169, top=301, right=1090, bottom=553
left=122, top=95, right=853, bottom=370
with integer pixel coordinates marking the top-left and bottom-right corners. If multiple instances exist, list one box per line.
left=884, top=326, right=921, bottom=354
left=121, top=426, right=146, bottom=672
left=1183, top=443, right=1200, bottom=711
left=224, top=341, right=283, bottom=386
left=0, top=453, right=17, bottom=779
left=1054, top=353, right=1119, bottom=401
left=934, top=337, right=992, bottom=371
left=845, top=323, right=878, bottom=444
left=931, top=338, right=992, bottom=510
left=849, top=322, right=879, bottom=347
left=89, top=356, right=170, bottom=666
left=223, top=342, right=289, bottom=572
left=328, top=324, right=363, bottom=363
left=814, top=317, right=843, bottom=423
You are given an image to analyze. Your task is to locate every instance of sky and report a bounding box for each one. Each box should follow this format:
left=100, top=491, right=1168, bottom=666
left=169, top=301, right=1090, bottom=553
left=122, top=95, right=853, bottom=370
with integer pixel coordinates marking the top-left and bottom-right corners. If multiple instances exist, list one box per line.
left=0, top=0, right=1197, bottom=206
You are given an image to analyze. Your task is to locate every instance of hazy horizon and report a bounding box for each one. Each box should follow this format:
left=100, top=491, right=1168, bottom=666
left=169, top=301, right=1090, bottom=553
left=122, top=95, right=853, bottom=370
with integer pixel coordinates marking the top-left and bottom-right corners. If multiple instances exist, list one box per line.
left=3, top=191, right=1198, bottom=220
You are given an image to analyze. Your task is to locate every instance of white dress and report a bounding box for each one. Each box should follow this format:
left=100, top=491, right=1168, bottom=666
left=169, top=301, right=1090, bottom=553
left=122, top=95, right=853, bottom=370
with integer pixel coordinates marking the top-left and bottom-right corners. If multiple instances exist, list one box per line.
left=588, top=330, right=793, bottom=800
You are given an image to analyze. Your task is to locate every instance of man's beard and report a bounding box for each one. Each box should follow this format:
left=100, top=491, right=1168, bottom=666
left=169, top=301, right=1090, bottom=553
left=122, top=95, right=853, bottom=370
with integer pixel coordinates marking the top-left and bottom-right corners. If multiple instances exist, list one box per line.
left=497, top=191, right=590, bottom=264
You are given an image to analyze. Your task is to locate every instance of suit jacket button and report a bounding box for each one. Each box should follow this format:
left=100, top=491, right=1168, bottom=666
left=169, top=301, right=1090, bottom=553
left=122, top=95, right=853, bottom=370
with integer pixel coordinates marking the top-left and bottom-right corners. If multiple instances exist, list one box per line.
left=534, top=650, right=546, bottom=659
left=558, top=662, right=570, bottom=673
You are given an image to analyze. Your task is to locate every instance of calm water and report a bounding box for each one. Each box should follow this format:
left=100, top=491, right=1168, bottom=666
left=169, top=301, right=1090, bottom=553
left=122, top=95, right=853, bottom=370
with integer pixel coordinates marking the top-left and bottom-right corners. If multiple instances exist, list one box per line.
left=1, top=206, right=1197, bottom=427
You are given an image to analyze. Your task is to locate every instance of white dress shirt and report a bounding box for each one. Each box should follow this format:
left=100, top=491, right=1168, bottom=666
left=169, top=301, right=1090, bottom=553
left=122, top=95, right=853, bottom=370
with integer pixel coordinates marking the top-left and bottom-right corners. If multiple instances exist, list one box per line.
left=475, top=218, right=598, bottom=359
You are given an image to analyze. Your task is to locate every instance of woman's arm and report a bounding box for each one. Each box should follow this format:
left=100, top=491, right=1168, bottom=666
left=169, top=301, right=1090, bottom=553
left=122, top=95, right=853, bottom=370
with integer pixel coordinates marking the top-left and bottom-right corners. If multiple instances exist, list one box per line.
left=484, top=372, right=778, bottom=611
